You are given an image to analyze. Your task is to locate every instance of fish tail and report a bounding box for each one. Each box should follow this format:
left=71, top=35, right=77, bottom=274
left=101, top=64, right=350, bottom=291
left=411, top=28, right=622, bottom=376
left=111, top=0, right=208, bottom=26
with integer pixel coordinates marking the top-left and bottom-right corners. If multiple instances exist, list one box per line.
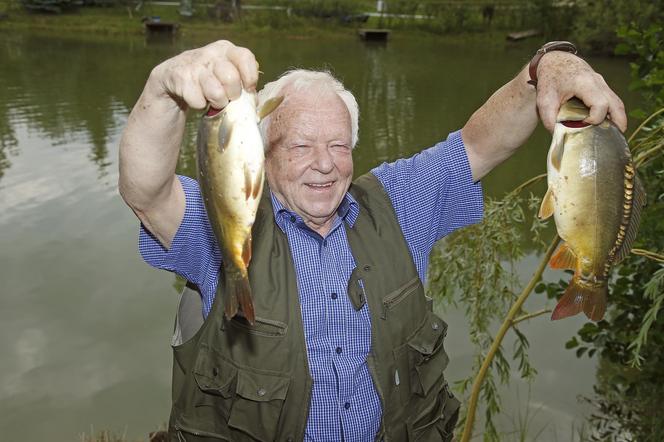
left=551, top=277, right=607, bottom=321
left=223, top=270, right=256, bottom=325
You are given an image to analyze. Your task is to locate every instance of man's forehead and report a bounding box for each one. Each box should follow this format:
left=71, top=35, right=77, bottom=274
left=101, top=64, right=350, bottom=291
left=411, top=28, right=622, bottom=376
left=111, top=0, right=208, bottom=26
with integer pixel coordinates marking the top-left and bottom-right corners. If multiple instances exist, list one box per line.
left=269, top=89, right=350, bottom=135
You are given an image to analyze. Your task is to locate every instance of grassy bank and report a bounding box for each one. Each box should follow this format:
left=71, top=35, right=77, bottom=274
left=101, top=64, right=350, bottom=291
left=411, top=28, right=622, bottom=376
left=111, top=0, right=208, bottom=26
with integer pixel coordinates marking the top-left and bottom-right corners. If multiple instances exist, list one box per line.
left=0, top=0, right=536, bottom=40
left=0, top=4, right=524, bottom=48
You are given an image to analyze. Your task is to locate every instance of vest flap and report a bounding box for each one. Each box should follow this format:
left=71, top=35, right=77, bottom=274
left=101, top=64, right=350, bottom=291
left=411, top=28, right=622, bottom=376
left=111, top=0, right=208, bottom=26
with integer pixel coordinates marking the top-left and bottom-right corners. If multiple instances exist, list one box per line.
left=236, top=369, right=290, bottom=402
left=193, top=347, right=237, bottom=398
left=408, top=313, right=450, bottom=397
left=407, top=313, right=448, bottom=356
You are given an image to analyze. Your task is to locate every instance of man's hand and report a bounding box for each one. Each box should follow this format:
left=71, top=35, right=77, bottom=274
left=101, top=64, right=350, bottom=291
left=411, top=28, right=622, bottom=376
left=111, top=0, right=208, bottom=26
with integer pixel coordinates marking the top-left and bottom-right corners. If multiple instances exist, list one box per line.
left=462, top=49, right=627, bottom=182
left=147, top=40, right=259, bottom=111
left=119, top=40, right=259, bottom=248
left=536, top=51, right=627, bottom=132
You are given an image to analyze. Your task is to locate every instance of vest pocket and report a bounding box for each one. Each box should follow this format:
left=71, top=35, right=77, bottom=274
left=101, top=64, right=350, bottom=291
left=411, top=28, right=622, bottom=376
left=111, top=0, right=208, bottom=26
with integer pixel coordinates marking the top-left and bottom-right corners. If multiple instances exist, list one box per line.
left=183, top=348, right=291, bottom=441
left=407, top=382, right=460, bottom=442
left=381, top=276, right=423, bottom=320
left=227, top=370, right=291, bottom=440
left=402, top=312, right=458, bottom=441
left=225, top=316, right=288, bottom=338
left=407, top=312, right=449, bottom=397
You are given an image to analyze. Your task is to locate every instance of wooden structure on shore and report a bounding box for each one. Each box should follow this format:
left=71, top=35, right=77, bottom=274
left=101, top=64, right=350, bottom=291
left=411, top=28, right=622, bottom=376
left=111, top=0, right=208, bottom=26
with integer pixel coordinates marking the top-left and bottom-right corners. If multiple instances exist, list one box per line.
left=142, top=17, right=179, bottom=35
left=358, top=28, right=391, bottom=42
left=506, top=29, right=541, bottom=41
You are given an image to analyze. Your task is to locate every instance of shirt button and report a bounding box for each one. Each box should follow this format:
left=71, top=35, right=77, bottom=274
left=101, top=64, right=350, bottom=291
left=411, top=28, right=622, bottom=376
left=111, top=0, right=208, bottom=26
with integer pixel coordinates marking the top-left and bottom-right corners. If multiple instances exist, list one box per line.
left=432, top=322, right=439, bottom=330
left=290, top=215, right=296, bottom=223
left=323, top=239, right=328, bottom=247
left=335, top=347, right=342, bottom=354
left=331, top=292, right=338, bottom=300
left=344, top=402, right=351, bottom=410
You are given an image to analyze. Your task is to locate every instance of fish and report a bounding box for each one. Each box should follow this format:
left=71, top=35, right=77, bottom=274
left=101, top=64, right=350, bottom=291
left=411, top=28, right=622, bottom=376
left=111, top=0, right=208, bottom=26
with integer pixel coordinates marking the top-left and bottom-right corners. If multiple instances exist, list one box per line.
left=197, top=89, right=283, bottom=324
left=538, top=98, right=645, bottom=321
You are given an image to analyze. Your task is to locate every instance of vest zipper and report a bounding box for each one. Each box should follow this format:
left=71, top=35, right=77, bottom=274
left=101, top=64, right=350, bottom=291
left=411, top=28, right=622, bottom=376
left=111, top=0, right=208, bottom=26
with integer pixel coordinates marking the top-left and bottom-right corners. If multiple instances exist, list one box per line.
left=382, top=278, right=419, bottom=318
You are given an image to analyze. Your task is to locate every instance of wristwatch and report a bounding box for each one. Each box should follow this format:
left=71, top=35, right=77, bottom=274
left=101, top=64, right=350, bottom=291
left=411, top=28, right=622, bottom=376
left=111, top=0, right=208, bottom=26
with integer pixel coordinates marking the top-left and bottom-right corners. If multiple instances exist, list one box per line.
left=527, top=41, right=577, bottom=87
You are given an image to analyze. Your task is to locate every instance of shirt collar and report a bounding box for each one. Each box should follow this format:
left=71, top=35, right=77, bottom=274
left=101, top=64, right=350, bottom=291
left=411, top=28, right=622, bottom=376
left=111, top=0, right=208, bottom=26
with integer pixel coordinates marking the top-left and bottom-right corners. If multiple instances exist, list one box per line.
left=270, top=190, right=360, bottom=234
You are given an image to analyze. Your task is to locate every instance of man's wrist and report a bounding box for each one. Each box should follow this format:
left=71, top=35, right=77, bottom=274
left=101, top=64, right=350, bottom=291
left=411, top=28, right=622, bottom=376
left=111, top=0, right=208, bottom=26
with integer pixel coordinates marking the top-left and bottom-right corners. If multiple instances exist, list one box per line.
left=527, top=41, right=577, bottom=87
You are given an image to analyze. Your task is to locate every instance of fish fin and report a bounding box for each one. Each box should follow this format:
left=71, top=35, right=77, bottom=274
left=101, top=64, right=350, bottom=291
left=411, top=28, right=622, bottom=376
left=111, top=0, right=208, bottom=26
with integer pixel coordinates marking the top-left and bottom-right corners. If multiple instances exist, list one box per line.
left=242, top=235, right=252, bottom=268
left=252, top=164, right=264, bottom=199
left=222, top=271, right=239, bottom=321
left=538, top=187, right=555, bottom=220
left=244, top=163, right=252, bottom=200
left=550, top=131, right=566, bottom=171
left=614, top=175, right=646, bottom=264
left=582, top=285, right=608, bottom=322
left=224, top=272, right=255, bottom=325
left=258, top=96, right=285, bottom=121
left=551, top=278, right=607, bottom=321
left=549, top=241, right=577, bottom=270
left=217, top=121, right=233, bottom=154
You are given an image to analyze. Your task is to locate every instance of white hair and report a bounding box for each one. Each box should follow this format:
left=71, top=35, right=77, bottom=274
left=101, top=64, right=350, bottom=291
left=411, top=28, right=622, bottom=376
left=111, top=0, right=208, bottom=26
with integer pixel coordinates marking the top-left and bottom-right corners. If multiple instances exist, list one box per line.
left=257, top=69, right=359, bottom=148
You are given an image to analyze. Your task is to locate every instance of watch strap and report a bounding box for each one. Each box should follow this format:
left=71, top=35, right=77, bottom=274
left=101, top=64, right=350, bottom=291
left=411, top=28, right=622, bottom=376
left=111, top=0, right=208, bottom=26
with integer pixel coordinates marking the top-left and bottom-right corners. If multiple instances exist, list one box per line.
left=527, top=41, right=577, bottom=87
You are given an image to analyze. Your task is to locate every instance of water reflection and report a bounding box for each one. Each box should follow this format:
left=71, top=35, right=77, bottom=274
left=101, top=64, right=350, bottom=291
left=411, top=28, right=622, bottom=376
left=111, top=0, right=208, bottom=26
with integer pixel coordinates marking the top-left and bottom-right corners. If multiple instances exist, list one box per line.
left=0, top=33, right=178, bottom=183
left=360, top=42, right=416, bottom=162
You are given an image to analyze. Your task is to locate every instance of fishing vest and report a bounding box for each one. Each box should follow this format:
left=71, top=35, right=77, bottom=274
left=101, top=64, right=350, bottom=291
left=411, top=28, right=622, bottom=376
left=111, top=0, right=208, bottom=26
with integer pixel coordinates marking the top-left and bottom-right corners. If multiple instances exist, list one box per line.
left=167, top=173, right=460, bottom=442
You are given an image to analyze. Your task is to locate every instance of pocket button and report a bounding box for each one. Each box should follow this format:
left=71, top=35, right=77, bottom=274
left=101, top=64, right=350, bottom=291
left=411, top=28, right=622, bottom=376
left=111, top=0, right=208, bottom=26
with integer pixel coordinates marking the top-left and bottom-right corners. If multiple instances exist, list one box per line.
left=257, top=388, right=266, bottom=397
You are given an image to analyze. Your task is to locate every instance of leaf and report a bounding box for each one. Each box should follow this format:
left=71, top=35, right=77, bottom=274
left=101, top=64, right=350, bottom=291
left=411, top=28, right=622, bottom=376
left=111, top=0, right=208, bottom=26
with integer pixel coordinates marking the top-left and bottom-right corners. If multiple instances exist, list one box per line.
left=566, top=336, right=579, bottom=349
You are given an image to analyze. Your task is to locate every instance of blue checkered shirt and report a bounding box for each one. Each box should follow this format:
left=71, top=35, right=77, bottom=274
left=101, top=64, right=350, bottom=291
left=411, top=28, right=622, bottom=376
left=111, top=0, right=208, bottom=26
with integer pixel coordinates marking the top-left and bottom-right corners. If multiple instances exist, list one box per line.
left=139, top=130, right=483, bottom=441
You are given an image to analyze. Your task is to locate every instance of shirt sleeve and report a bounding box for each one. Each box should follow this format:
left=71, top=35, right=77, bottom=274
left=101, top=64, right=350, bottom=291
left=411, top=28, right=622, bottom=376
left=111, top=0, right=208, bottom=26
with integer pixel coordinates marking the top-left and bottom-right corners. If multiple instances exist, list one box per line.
left=138, top=175, right=221, bottom=296
left=371, top=130, right=484, bottom=270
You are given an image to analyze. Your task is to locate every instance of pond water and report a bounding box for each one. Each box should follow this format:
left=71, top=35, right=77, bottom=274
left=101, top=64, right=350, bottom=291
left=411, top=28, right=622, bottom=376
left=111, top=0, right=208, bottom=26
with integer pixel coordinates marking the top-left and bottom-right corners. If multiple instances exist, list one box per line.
left=0, top=30, right=639, bottom=441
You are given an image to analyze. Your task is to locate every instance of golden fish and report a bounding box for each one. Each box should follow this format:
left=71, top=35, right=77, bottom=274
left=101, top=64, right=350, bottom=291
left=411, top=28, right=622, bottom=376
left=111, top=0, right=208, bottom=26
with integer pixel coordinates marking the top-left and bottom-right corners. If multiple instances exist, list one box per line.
left=539, top=98, right=645, bottom=321
left=197, top=89, right=282, bottom=324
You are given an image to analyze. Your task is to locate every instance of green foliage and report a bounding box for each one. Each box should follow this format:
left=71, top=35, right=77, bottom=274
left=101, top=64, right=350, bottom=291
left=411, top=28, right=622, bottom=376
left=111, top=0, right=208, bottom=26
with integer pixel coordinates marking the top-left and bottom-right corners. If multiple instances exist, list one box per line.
left=571, top=0, right=664, bottom=54
left=529, top=0, right=577, bottom=40
left=615, top=24, right=664, bottom=118
left=428, top=189, right=547, bottom=441
left=289, top=0, right=362, bottom=22
left=20, top=0, right=79, bottom=14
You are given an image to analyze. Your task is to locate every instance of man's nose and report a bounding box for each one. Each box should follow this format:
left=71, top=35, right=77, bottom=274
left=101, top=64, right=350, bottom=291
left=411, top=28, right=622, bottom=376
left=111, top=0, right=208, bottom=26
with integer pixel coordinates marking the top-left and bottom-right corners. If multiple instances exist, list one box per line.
left=311, top=145, right=334, bottom=173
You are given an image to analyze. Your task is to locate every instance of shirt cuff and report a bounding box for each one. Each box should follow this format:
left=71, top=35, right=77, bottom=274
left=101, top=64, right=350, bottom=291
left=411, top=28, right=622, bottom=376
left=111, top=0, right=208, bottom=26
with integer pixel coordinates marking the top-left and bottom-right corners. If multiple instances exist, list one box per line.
left=138, top=175, right=198, bottom=272
left=441, top=130, right=484, bottom=229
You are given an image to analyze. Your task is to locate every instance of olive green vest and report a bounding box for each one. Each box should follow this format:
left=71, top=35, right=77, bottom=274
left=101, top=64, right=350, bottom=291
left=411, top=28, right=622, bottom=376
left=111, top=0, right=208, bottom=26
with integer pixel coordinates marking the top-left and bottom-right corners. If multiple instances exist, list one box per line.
left=168, top=173, right=460, bottom=442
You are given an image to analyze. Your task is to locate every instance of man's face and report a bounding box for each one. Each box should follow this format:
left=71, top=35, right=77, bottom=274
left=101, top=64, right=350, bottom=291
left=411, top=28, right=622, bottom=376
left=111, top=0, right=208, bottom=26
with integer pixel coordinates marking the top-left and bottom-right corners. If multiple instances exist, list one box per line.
left=265, top=88, right=354, bottom=234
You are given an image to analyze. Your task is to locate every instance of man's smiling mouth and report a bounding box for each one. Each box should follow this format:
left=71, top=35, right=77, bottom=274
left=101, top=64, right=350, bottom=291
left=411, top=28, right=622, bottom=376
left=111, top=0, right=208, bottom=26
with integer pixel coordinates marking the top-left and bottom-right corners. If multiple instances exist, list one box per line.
left=306, top=182, right=335, bottom=189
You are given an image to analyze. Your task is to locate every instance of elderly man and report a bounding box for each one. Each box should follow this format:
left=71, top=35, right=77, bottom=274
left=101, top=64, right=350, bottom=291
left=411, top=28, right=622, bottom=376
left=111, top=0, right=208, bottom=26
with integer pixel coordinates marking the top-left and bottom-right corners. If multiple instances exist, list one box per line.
left=119, top=40, right=625, bottom=441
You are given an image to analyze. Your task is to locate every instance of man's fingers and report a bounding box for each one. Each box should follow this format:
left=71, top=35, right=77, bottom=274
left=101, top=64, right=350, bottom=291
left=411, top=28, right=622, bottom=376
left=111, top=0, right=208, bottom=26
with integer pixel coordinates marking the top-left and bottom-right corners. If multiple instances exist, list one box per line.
left=226, top=45, right=259, bottom=92
left=584, top=96, right=610, bottom=127
left=178, top=68, right=207, bottom=110
left=536, top=88, right=562, bottom=133
left=213, top=60, right=242, bottom=102
left=609, top=96, right=628, bottom=132
left=199, top=67, right=229, bottom=110
left=598, top=75, right=628, bottom=132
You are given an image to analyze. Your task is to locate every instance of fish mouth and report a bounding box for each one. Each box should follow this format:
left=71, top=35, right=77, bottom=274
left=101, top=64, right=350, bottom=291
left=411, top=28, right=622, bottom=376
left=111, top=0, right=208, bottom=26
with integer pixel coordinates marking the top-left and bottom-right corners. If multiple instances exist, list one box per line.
left=561, top=120, right=591, bottom=128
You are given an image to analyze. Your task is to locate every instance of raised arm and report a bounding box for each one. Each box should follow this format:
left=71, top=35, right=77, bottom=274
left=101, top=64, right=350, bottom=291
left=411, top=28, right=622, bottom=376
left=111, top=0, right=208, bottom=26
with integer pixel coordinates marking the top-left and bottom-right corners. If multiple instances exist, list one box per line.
left=118, top=40, right=259, bottom=248
left=462, top=49, right=627, bottom=182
